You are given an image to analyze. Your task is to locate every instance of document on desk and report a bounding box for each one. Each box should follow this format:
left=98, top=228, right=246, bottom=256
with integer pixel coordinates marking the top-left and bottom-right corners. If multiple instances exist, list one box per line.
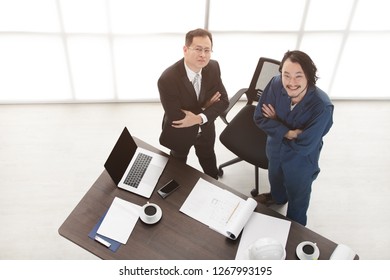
left=96, top=197, right=141, bottom=244
left=180, top=178, right=257, bottom=240
left=235, top=212, right=291, bottom=259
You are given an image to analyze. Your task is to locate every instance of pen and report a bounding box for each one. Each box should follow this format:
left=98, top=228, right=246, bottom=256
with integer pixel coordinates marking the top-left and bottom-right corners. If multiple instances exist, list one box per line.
left=226, top=202, right=240, bottom=224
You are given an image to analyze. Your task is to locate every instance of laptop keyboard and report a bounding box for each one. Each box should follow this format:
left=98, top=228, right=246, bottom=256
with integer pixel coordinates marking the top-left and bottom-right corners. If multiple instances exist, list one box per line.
left=124, top=153, right=152, bottom=188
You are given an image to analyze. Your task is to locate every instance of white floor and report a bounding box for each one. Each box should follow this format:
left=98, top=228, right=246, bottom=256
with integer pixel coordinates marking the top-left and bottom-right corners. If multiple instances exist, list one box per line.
left=0, top=100, right=389, bottom=260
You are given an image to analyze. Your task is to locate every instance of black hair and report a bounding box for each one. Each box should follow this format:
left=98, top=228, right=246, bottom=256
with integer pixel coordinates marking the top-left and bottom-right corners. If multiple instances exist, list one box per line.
left=185, top=28, right=213, bottom=47
left=279, top=50, right=319, bottom=86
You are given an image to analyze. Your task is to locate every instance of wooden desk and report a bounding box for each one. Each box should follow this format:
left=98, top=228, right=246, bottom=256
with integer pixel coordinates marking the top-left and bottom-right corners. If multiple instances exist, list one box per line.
left=59, top=137, right=356, bottom=260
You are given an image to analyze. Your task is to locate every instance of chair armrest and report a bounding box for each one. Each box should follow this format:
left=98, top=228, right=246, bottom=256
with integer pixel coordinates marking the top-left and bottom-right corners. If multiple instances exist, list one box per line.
left=220, top=88, right=248, bottom=125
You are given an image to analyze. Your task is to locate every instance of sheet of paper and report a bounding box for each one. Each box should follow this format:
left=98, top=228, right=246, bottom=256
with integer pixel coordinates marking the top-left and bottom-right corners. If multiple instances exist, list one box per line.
left=88, top=210, right=121, bottom=252
left=96, top=197, right=141, bottom=244
left=180, top=178, right=256, bottom=239
left=235, top=212, right=291, bottom=259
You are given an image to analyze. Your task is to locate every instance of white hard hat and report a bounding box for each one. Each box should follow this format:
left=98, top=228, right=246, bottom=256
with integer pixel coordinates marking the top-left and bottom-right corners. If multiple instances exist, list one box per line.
left=248, top=237, right=286, bottom=260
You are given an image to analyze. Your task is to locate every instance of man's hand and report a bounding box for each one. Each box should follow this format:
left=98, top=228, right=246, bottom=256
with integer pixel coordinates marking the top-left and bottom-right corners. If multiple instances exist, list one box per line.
left=284, top=129, right=303, bottom=140
left=203, top=92, right=221, bottom=109
left=262, top=104, right=277, bottom=120
left=171, top=110, right=202, bottom=128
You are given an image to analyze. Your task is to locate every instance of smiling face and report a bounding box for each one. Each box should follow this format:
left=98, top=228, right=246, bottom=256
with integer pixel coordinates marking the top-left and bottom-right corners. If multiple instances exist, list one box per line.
left=183, top=35, right=212, bottom=73
left=281, top=58, right=309, bottom=101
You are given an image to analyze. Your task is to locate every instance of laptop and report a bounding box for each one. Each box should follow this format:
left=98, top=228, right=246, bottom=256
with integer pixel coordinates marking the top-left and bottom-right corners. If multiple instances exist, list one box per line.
left=104, top=127, right=169, bottom=198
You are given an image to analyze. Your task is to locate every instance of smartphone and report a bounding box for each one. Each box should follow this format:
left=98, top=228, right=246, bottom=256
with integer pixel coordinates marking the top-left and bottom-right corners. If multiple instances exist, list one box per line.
left=157, top=179, right=180, bottom=198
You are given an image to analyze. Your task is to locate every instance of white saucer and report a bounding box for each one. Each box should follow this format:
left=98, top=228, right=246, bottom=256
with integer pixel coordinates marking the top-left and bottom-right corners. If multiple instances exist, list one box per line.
left=139, top=203, right=162, bottom=224
left=296, top=241, right=320, bottom=260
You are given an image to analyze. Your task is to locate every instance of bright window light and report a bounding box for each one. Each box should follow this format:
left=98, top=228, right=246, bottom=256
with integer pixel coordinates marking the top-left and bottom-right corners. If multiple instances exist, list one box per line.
left=0, top=0, right=59, bottom=32
left=332, top=34, right=390, bottom=98
left=109, top=0, right=206, bottom=34
left=351, top=0, right=390, bottom=30
left=67, top=36, right=114, bottom=101
left=209, top=0, right=306, bottom=31
left=304, top=0, right=354, bottom=31
left=114, top=35, right=183, bottom=101
left=0, top=0, right=388, bottom=103
left=0, top=36, right=71, bottom=102
left=59, top=0, right=108, bottom=33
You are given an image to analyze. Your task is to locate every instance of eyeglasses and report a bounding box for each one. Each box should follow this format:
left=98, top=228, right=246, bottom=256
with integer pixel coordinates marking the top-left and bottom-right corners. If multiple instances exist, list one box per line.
left=188, top=46, right=213, bottom=55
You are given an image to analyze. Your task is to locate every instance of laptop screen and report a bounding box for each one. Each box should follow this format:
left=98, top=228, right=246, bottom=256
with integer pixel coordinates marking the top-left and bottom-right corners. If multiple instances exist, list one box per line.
left=104, top=127, right=137, bottom=185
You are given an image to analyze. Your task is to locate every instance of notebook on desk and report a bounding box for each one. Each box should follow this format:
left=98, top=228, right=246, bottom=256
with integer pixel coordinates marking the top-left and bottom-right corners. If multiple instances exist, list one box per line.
left=104, top=127, right=169, bottom=198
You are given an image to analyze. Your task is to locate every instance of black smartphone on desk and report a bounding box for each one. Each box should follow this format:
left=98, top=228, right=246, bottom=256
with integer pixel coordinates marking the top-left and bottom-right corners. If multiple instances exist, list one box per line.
left=157, top=179, right=180, bottom=198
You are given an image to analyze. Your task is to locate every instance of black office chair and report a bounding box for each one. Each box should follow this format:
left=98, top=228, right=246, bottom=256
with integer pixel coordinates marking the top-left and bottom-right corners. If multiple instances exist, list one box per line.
left=218, top=57, right=280, bottom=197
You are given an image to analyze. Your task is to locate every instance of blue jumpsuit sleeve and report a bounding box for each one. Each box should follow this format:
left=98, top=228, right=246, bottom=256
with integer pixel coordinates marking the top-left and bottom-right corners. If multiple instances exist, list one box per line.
left=254, top=77, right=290, bottom=141
left=287, top=103, right=333, bottom=156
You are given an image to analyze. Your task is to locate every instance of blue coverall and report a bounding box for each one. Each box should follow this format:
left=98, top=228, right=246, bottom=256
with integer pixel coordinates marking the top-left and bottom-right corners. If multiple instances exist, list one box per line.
left=254, top=75, right=334, bottom=226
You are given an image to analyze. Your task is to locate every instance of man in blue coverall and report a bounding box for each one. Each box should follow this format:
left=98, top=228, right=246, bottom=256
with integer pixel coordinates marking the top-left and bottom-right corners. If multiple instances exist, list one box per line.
left=254, top=50, right=333, bottom=226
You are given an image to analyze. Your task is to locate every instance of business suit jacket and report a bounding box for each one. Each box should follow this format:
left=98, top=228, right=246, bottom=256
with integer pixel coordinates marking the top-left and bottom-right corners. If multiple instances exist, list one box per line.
left=158, top=58, right=229, bottom=153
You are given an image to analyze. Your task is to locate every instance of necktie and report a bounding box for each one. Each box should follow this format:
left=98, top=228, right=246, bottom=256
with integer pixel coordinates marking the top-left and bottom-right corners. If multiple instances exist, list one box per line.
left=192, top=73, right=200, bottom=98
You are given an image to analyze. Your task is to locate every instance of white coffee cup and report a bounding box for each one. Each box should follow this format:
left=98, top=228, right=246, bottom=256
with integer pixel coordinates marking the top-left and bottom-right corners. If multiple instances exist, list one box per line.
left=296, top=241, right=320, bottom=260
left=139, top=202, right=162, bottom=224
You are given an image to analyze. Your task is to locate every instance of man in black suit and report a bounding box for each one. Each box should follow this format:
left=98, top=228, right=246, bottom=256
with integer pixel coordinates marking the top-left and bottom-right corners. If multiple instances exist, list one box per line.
left=158, top=28, right=229, bottom=179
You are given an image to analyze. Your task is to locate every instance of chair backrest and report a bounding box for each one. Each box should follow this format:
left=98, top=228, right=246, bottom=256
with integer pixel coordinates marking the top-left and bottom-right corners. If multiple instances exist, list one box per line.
left=219, top=57, right=280, bottom=169
left=219, top=104, right=268, bottom=169
left=245, top=57, right=281, bottom=104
